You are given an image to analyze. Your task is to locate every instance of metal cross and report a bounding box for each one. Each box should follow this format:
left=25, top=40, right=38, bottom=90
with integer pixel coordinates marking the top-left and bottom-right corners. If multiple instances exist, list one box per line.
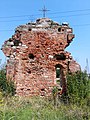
left=39, top=6, right=50, bottom=18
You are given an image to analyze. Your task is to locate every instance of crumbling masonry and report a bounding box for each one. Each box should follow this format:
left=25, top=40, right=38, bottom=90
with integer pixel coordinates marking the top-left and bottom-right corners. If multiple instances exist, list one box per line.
left=2, top=18, right=80, bottom=96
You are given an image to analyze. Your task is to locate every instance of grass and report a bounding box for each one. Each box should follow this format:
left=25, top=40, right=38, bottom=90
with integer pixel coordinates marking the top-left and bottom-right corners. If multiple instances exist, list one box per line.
left=0, top=96, right=90, bottom=120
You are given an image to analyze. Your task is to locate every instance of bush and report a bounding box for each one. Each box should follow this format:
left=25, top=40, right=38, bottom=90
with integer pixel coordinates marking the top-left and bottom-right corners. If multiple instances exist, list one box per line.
left=0, top=68, right=15, bottom=96
left=67, top=71, right=90, bottom=105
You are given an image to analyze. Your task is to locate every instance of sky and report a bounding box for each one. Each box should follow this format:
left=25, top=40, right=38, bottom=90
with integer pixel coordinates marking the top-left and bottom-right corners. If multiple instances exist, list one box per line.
left=0, top=0, right=90, bottom=72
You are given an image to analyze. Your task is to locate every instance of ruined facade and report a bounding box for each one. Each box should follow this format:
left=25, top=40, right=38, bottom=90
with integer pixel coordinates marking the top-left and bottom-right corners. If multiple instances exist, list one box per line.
left=2, top=18, right=80, bottom=96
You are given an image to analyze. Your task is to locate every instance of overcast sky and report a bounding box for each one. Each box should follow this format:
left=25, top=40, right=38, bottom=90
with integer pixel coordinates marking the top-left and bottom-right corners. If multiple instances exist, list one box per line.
left=0, top=0, right=90, bottom=72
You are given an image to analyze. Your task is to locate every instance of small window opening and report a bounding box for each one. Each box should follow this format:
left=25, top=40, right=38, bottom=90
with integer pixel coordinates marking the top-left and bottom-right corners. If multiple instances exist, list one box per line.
left=21, top=88, right=24, bottom=91
left=42, top=54, right=44, bottom=58
left=28, top=28, right=32, bottom=31
left=41, top=88, right=45, bottom=91
left=36, top=45, right=39, bottom=48
left=27, top=89, right=31, bottom=91
left=60, top=43, right=63, bottom=45
left=29, top=53, right=35, bottom=59
left=11, top=45, right=13, bottom=47
left=27, top=70, right=31, bottom=74
left=28, top=42, right=31, bottom=45
left=58, top=27, right=61, bottom=32
left=55, top=53, right=66, bottom=60
left=62, top=29, right=64, bottom=32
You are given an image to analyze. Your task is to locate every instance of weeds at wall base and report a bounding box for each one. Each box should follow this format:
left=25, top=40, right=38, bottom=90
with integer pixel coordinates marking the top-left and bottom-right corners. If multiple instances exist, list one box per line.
left=0, top=96, right=89, bottom=120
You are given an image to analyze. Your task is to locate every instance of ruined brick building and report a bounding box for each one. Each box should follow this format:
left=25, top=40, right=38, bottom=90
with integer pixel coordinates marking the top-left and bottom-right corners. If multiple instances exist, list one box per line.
left=2, top=18, right=80, bottom=96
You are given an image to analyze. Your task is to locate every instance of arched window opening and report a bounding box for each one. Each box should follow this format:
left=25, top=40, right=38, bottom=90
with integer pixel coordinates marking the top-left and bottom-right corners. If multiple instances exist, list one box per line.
left=58, top=27, right=61, bottom=32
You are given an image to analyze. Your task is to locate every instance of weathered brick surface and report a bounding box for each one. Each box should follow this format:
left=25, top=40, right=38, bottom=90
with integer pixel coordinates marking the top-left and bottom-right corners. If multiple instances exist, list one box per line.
left=2, top=18, right=80, bottom=96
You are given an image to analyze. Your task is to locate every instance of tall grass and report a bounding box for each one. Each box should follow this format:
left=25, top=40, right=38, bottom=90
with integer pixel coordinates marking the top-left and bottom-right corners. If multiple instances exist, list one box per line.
left=0, top=96, right=90, bottom=120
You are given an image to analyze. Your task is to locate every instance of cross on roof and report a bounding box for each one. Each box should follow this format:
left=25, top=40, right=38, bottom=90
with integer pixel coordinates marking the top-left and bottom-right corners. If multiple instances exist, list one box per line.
left=39, top=6, right=50, bottom=18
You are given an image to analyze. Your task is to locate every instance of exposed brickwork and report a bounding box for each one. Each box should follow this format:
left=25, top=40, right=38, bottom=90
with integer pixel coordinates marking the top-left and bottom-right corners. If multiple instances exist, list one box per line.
left=2, top=18, right=80, bottom=96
